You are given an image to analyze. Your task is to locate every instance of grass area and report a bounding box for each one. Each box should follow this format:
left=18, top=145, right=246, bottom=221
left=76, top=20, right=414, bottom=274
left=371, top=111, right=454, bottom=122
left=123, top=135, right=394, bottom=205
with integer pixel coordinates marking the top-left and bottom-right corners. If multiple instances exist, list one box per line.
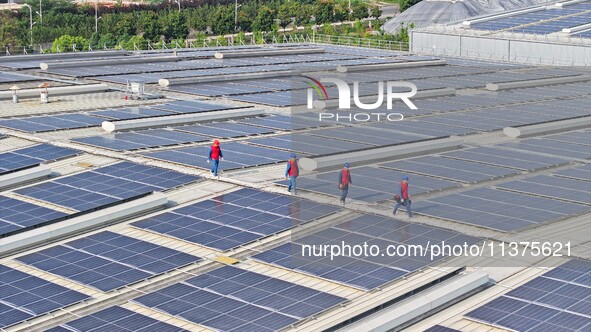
left=376, top=0, right=401, bottom=5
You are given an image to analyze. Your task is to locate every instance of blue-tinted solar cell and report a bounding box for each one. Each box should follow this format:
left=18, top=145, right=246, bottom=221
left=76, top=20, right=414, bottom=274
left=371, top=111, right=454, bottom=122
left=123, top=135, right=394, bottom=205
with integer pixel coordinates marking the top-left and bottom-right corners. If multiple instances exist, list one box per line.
left=497, top=175, right=591, bottom=204
left=151, top=100, right=246, bottom=113
left=0, top=144, right=78, bottom=175
left=133, top=188, right=339, bottom=251
left=74, top=129, right=209, bottom=151
left=142, top=142, right=293, bottom=171
left=15, top=161, right=199, bottom=211
left=133, top=266, right=346, bottom=331
left=442, top=146, right=569, bottom=171
left=381, top=155, right=519, bottom=183
left=554, top=163, right=591, bottom=182
left=89, top=107, right=173, bottom=120
left=0, top=195, right=69, bottom=236
left=0, top=114, right=105, bottom=132
left=499, top=138, right=591, bottom=160
left=57, top=306, right=188, bottom=332
left=466, top=259, right=591, bottom=331
left=418, top=187, right=588, bottom=232
left=17, top=231, right=201, bottom=292
left=174, top=122, right=273, bottom=138
left=0, top=265, right=90, bottom=329
left=254, top=215, right=481, bottom=290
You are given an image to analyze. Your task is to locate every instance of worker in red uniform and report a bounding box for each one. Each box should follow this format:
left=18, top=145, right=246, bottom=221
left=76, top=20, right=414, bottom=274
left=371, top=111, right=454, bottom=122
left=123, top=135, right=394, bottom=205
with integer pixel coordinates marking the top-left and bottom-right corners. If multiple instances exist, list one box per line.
left=207, top=139, right=223, bottom=178
left=285, top=153, right=299, bottom=195
left=338, top=163, right=352, bottom=204
left=393, top=175, right=412, bottom=218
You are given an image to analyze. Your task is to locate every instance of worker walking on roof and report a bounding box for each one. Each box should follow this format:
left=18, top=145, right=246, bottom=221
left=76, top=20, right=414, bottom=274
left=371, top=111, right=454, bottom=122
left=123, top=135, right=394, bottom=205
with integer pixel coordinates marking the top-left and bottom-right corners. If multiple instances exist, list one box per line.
left=207, top=139, right=223, bottom=178
left=393, top=175, right=412, bottom=218
left=338, top=163, right=352, bottom=204
left=285, top=153, right=299, bottom=195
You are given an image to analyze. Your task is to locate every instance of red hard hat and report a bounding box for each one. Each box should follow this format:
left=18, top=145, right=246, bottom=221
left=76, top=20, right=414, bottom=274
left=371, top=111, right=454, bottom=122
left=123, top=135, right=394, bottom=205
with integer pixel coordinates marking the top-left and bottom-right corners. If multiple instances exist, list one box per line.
left=213, top=140, right=220, bottom=145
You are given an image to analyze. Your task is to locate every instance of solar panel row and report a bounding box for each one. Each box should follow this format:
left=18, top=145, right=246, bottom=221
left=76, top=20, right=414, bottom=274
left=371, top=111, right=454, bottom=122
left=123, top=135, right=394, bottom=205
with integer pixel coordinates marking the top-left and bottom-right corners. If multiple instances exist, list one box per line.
left=15, top=161, right=199, bottom=211
left=0, top=265, right=90, bottom=328
left=0, top=144, right=79, bottom=175
left=0, top=196, right=69, bottom=236
left=133, top=265, right=347, bottom=332
left=17, top=231, right=201, bottom=292
left=254, top=214, right=481, bottom=290
left=133, top=188, right=340, bottom=251
left=466, top=259, right=591, bottom=331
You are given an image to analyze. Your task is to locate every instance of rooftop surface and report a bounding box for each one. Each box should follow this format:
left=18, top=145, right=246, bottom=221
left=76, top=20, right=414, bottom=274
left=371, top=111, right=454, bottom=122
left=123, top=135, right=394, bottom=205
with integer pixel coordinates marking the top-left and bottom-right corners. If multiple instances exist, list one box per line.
left=0, top=44, right=589, bottom=332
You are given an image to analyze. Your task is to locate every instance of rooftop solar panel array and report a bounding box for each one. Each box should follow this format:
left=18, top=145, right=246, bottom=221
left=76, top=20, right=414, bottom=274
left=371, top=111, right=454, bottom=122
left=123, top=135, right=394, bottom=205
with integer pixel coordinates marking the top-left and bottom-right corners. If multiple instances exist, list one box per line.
left=0, top=265, right=90, bottom=328
left=17, top=231, right=201, bottom=292
left=381, top=155, right=520, bottom=183
left=174, top=122, right=274, bottom=138
left=48, top=306, right=188, bottom=332
left=554, top=163, right=591, bottom=181
left=0, top=114, right=105, bottom=132
left=497, top=174, right=591, bottom=205
left=132, top=265, right=347, bottom=332
left=499, top=138, right=591, bottom=160
left=418, top=187, right=588, bottom=232
left=0, top=144, right=79, bottom=175
left=442, top=146, right=570, bottom=171
left=0, top=100, right=247, bottom=133
left=0, top=196, right=69, bottom=236
left=142, top=142, right=293, bottom=170
left=425, top=326, right=460, bottom=332
left=73, top=129, right=210, bottom=151
left=254, top=215, right=481, bottom=290
left=15, top=162, right=199, bottom=211
left=466, top=259, right=591, bottom=331
left=278, top=166, right=460, bottom=203
left=133, top=188, right=340, bottom=251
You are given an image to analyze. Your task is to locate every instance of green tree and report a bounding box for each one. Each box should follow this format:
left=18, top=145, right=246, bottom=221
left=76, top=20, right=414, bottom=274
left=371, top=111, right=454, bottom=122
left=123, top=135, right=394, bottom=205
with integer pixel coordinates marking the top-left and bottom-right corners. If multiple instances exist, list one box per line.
left=160, top=11, right=187, bottom=39
left=253, top=6, right=274, bottom=32
left=51, top=35, right=89, bottom=52
left=314, top=0, right=335, bottom=24
left=400, top=0, right=421, bottom=12
left=370, top=4, right=382, bottom=18
left=120, top=35, right=147, bottom=50
left=137, top=11, right=161, bottom=41
left=294, top=4, right=312, bottom=25
left=277, top=3, right=293, bottom=29
left=212, top=6, right=234, bottom=34
left=98, top=33, right=118, bottom=49
left=350, top=2, right=369, bottom=20
left=334, top=3, right=348, bottom=23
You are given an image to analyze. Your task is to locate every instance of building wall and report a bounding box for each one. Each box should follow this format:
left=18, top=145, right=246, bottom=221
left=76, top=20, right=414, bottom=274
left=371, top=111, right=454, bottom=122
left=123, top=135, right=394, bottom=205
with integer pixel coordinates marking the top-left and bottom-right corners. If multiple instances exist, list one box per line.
left=411, top=30, right=591, bottom=66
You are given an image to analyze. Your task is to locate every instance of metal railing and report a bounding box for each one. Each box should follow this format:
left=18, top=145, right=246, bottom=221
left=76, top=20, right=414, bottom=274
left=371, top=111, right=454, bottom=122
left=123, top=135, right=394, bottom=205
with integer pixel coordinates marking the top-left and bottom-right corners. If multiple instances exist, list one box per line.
left=0, top=33, right=409, bottom=56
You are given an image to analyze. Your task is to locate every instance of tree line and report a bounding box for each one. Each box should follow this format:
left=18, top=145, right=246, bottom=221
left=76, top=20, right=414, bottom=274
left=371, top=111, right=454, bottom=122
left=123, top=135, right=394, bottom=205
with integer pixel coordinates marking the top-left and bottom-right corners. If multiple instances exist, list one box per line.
left=0, top=0, right=384, bottom=49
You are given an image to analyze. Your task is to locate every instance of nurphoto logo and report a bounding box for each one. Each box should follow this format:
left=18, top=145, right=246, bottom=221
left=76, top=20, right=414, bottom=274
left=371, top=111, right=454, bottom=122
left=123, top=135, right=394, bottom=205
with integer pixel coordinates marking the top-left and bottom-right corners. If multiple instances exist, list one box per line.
left=303, top=76, right=418, bottom=110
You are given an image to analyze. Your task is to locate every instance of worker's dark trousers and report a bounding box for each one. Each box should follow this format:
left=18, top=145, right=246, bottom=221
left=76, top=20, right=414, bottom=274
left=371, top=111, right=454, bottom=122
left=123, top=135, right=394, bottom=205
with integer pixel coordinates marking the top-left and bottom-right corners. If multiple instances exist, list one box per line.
left=340, top=185, right=349, bottom=202
left=211, top=159, right=219, bottom=176
left=394, top=200, right=412, bottom=217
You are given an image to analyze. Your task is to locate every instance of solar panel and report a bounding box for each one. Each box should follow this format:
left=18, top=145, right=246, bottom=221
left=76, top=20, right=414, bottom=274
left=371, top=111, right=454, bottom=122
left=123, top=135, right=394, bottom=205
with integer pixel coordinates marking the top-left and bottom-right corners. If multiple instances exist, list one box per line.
left=142, top=142, right=291, bottom=171
left=554, top=164, right=591, bottom=182
left=0, top=114, right=105, bottom=133
left=150, top=100, right=247, bottom=114
left=418, top=187, right=589, bottom=232
left=0, top=144, right=79, bottom=175
left=254, top=215, right=481, bottom=290
left=174, top=122, right=274, bottom=139
left=442, top=146, right=570, bottom=171
left=17, top=231, right=201, bottom=292
left=466, top=259, right=591, bottom=331
left=89, top=107, right=174, bottom=120
left=49, top=306, right=188, bottom=332
left=497, top=175, right=591, bottom=205
left=0, top=265, right=90, bottom=329
left=132, top=265, right=347, bottom=331
left=133, top=188, right=340, bottom=251
left=381, top=155, right=520, bottom=183
left=0, top=195, right=69, bottom=236
left=545, top=130, right=591, bottom=146
left=73, top=129, right=210, bottom=151
left=15, top=162, right=199, bottom=211
left=279, top=166, right=460, bottom=203
left=499, top=138, right=591, bottom=160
